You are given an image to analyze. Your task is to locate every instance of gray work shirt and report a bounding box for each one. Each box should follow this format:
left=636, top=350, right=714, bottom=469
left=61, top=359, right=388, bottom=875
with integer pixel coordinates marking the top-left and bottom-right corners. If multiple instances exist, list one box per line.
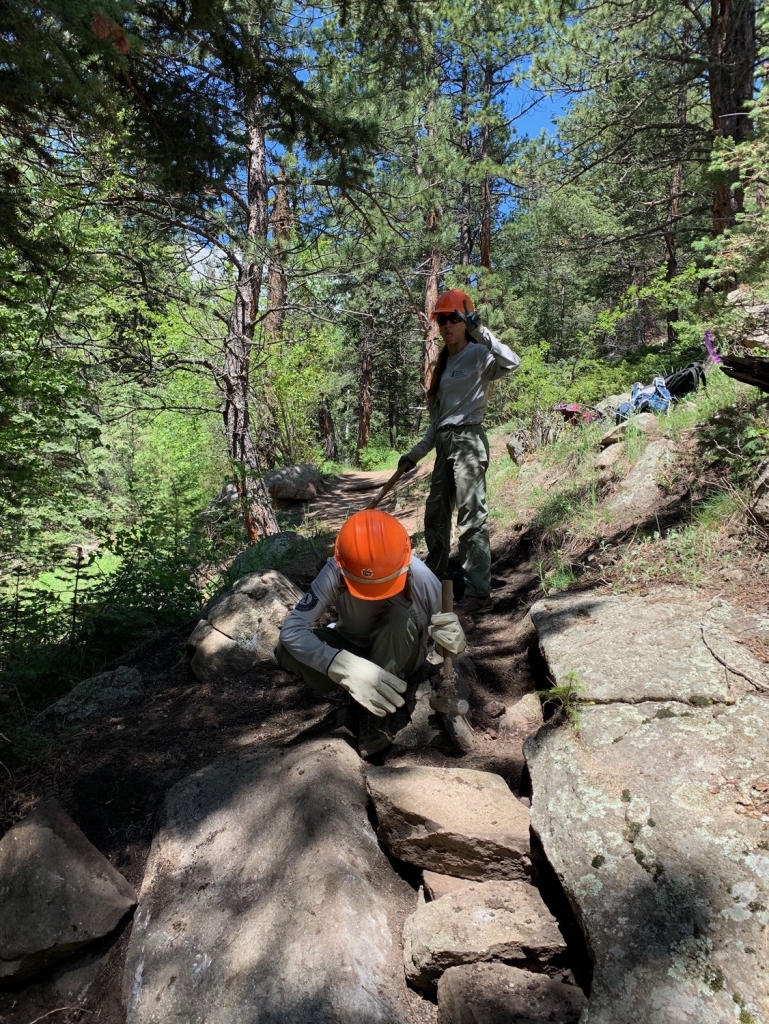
left=406, top=325, right=520, bottom=464
left=279, top=554, right=442, bottom=677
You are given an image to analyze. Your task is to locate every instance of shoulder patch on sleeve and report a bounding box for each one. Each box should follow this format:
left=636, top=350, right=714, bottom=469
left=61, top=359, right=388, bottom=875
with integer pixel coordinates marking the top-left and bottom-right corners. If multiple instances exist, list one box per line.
left=295, top=588, right=319, bottom=612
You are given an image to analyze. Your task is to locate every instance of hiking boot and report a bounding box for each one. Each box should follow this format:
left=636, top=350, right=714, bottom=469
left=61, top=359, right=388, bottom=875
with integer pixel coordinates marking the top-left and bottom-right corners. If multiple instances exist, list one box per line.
left=454, top=593, right=494, bottom=616
left=357, top=710, right=392, bottom=760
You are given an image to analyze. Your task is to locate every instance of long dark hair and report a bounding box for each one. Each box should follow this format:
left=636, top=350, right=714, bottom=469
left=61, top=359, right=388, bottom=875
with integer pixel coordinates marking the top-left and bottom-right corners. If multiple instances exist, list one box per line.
left=427, top=346, right=449, bottom=400
left=426, top=327, right=471, bottom=400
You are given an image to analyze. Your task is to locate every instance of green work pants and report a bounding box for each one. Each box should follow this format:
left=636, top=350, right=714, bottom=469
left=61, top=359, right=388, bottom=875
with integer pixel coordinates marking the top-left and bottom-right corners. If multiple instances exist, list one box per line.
left=275, top=604, right=422, bottom=695
left=424, top=424, right=491, bottom=599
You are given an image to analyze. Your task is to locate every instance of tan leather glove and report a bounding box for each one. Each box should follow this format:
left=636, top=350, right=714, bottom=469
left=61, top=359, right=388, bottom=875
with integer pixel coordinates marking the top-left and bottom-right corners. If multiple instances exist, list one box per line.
left=429, top=612, right=467, bottom=655
left=327, top=649, right=407, bottom=716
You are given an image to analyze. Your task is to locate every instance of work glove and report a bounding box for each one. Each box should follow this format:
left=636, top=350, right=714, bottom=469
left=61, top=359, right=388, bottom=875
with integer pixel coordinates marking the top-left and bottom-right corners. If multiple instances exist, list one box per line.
left=429, top=612, right=467, bottom=655
left=457, top=300, right=483, bottom=340
left=327, top=649, right=407, bottom=717
left=398, top=454, right=416, bottom=471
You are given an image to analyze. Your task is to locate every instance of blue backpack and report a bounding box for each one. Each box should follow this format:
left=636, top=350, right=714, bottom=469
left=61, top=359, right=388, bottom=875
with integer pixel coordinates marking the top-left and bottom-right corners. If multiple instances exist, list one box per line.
left=614, top=377, right=672, bottom=423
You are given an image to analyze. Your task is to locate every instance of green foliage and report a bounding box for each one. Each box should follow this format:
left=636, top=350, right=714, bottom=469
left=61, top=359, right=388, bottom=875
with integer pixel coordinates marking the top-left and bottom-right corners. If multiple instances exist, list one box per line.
left=537, top=671, right=585, bottom=731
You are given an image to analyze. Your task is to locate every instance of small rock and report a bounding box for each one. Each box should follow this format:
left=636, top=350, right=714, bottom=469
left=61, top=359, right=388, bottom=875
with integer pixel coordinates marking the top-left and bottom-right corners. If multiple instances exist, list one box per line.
left=606, top=438, right=676, bottom=520
left=504, top=693, right=543, bottom=735
left=594, top=443, right=625, bottom=471
left=34, top=666, right=143, bottom=728
left=423, top=870, right=474, bottom=901
left=482, top=700, right=506, bottom=719
left=0, top=798, right=136, bottom=980
left=437, top=963, right=586, bottom=1024
left=403, top=880, right=567, bottom=990
left=367, top=766, right=531, bottom=880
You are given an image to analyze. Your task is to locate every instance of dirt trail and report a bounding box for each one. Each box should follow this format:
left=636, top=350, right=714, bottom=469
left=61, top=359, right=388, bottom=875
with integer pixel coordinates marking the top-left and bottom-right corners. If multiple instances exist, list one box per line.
left=0, top=456, right=548, bottom=1024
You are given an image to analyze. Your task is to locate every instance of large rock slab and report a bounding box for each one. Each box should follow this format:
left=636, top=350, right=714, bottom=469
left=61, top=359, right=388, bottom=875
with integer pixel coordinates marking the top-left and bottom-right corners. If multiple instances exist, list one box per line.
left=34, top=666, right=143, bottom=729
left=599, top=412, right=660, bottom=447
left=605, top=437, right=675, bottom=520
left=437, top=963, right=586, bottom=1024
left=188, top=569, right=303, bottom=683
left=403, top=880, right=567, bottom=989
left=525, top=696, right=769, bottom=1024
left=367, top=766, right=531, bottom=879
left=0, top=798, right=136, bottom=980
left=123, top=738, right=412, bottom=1024
left=531, top=588, right=769, bottom=705
left=229, top=531, right=317, bottom=584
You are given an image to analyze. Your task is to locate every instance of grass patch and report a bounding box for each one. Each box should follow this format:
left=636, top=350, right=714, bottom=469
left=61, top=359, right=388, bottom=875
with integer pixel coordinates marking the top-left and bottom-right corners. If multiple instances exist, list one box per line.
left=538, top=671, right=585, bottom=730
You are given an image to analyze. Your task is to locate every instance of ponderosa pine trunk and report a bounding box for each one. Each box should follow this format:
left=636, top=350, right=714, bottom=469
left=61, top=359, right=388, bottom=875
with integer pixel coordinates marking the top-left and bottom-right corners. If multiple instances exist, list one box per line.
left=707, top=0, right=757, bottom=234
left=264, top=168, right=292, bottom=342
left=223, top=93, right=279, bottom=542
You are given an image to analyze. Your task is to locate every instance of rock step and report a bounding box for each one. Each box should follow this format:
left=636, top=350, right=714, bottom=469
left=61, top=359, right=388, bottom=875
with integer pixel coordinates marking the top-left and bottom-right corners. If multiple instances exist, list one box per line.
left=437, top=963, right=586, bottom=1024
left=403, top=880, right=568, bottom=990
left=367, top=765, right=531, bottom=880
left=0, top=798, right=136, bottom=981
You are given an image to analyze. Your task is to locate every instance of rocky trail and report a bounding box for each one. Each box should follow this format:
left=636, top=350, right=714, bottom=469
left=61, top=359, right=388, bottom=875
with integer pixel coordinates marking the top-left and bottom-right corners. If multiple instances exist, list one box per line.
left=2, top=447, right=769, bottom=1024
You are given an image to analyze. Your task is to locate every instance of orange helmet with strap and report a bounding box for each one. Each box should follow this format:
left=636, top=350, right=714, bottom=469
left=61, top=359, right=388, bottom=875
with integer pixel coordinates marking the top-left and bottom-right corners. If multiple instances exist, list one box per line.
left=335, top=510, right=411, bottom=601
left=432, top=289, right=474, bottom=319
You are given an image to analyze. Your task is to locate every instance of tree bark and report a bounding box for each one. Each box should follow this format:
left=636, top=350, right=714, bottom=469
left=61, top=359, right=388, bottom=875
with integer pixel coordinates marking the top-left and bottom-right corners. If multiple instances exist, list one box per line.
left=318, top=396, right=338, bottom=462
left=479, top=56, right=495, bottom=272
left=708, top=0, right=757, bottom=234
left=264, top=167, right=292, bottom=342
left=222, top=93, right=279, bottom=542
left=459, top=59, right=474, bottom=266
left=355, top=314, right=373, bottom=465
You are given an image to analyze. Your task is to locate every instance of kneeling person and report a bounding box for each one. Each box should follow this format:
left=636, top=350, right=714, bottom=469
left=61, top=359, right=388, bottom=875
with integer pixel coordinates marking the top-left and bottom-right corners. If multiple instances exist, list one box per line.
left=276, top=509, right=465, bottom=757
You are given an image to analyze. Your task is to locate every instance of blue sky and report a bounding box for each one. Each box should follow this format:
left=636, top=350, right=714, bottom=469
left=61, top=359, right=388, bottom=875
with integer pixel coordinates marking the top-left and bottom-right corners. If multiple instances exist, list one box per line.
left=510, top=90, right=569, bottom=139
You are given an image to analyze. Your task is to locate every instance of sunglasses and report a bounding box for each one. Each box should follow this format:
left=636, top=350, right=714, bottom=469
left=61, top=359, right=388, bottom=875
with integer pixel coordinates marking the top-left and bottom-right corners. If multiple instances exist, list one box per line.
left=436, top=312, right=464, bottom=326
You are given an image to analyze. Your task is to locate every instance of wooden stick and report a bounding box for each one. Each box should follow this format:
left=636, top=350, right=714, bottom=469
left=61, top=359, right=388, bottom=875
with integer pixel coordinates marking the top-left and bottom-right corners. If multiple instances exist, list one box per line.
left=366, top=465, right=406, bottom=510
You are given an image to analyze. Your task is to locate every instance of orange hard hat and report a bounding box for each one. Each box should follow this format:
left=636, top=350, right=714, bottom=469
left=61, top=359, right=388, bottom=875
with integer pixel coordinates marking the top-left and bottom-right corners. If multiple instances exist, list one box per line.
left=432, top=289, right=474, bottom=319
left=335, top=510, right=412, bottom=601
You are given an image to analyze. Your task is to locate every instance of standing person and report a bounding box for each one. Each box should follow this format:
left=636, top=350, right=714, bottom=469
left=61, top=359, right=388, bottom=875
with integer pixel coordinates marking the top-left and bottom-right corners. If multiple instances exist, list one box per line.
left=398, top=289, right=520, bottom=614
left=276, top=509, right=466, bottom=758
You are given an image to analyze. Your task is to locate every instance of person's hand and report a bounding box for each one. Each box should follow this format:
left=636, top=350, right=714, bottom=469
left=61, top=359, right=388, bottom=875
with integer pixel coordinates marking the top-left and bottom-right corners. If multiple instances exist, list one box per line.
left=429, top=612, right=467, bottom=655
left=398, top=454, right=416, bottom=471
left=457, top=300, right=482, bottom=338
left=327, top=649, right=407, bottom=716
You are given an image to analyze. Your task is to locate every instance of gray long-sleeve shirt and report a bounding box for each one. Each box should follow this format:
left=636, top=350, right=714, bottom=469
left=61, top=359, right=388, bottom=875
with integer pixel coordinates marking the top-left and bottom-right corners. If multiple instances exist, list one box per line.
left=406, top=325, right=520, bottom=464
left=279, top=554, right=442, bottom=677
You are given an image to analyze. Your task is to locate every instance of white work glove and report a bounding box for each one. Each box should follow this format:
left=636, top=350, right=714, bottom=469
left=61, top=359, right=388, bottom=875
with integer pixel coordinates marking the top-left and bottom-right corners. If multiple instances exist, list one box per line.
left=327, top=649, right=407, bottom=717
left=429, top=612, right=467, bottom=655
left=457, top=300, right=484, bottom=341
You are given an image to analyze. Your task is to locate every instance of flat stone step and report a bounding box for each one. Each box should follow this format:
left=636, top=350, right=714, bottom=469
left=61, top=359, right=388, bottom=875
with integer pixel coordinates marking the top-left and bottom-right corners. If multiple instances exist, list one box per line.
left=437, top=963, right=586, bottom=1024
left=367, top=765, right=531, bottom=880
left=403, top=880, right=567, bottom=989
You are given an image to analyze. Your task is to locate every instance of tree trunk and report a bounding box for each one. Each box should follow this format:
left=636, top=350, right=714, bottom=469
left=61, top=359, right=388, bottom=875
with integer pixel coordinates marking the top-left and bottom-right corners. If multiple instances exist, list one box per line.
left=479, top=58, right=494, bottom=272
left=264, top=167, right=292, bottom=342
left=355, top=314, right=373, bottom=465
left=222, top=93, right=279, bottom=542
left=459, top=60, right=474, bottom=266
left=665, top=89, right=686, bottom=340
left=708, top=0, right=757, bottom=234
left=318, top=396, right=338, bottom=462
